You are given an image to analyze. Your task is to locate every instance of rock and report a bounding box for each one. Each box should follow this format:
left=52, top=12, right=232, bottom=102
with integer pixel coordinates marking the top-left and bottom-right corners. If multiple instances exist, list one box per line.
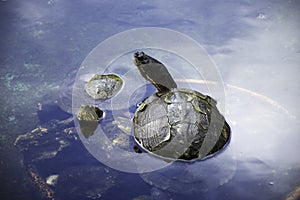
left=46, top=174, right=59, bottom=186
left=14, top=118, right=76, bottom=163
left=14, top=116, right=118, bottom=199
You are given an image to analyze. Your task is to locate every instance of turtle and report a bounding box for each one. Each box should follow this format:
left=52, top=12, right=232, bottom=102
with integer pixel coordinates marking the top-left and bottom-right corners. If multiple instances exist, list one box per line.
left=132, top=51, right=230, bottom=161
left=85, top=74, right=123, bottom=100
left=57, top=71, right=124, bottom=138
left=57, top=71, right=123, bottom=114
left=77, top=105, right=104, bottom=138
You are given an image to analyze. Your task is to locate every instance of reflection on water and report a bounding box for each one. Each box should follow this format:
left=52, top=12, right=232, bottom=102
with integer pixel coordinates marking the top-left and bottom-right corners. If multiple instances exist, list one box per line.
left=1, top=0, right=299, bottom=199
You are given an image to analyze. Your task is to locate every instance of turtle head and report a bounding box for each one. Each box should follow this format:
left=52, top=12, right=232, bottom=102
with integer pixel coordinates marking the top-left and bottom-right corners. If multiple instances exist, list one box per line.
left=133, top=51, right=178, bottom=93
left=133, top=51, right=150, bottom=66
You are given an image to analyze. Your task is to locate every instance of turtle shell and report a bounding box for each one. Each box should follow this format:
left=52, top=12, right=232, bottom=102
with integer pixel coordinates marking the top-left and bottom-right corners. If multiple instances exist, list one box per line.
left=133, top=88, right=230, bottom=161
left=85, top=74, right=123, bottom=100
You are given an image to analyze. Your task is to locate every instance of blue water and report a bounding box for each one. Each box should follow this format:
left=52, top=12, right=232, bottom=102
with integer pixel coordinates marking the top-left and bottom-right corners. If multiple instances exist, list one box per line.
left=1, top=0, right=300, bottom=199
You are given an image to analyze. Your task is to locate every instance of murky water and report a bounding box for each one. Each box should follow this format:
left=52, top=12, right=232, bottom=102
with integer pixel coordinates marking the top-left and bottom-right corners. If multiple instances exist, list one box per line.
left=1, top=0, right=299, bottom=199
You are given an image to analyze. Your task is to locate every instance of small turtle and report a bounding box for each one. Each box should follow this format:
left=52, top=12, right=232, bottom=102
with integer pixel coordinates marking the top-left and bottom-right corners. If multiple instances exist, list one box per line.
left=77, top=105, right=104, bottom=138
left=133, top=52, right=230, bottom=161
left=85, top=74, right=123, bottom=100
left=74, top=73, right=123, bottom=138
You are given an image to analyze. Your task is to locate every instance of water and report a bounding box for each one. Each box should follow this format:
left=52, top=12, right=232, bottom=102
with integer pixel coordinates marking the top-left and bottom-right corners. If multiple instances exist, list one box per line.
left=1, top=0, right=299, bottom=199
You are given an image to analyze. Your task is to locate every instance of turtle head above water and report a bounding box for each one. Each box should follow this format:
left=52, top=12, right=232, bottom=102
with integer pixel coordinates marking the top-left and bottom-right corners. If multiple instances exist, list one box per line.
left=133, top=51, right=177, bottom=93
left=133, top=51, right=150, bottom=66
left=133, top=51, right=163, bottom=66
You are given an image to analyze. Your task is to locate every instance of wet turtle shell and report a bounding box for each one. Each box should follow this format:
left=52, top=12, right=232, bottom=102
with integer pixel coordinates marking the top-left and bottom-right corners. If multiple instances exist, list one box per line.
left=85, top=74, right=123, bottom=100
left=134, top=88, right=230, bottom=161
left=133, top=52, right=230, bottom=161
left=77, top=105, right=104, bottom=138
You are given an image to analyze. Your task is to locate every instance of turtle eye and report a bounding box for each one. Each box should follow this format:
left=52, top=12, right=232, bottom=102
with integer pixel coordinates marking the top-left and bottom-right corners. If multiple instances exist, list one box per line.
left=136, top=51, right=144, bottom=59
left=135, top=52, right=149, bottom=63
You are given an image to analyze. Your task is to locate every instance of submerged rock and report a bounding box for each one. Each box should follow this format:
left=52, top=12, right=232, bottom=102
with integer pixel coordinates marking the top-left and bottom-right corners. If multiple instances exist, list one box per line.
left=46, top=175, right=59, bottom=186
left=55, top=165, right=117, bottom=200
left=14, top=118, right=76, bottom=163
left=14, top=115, right=118, bottom=199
